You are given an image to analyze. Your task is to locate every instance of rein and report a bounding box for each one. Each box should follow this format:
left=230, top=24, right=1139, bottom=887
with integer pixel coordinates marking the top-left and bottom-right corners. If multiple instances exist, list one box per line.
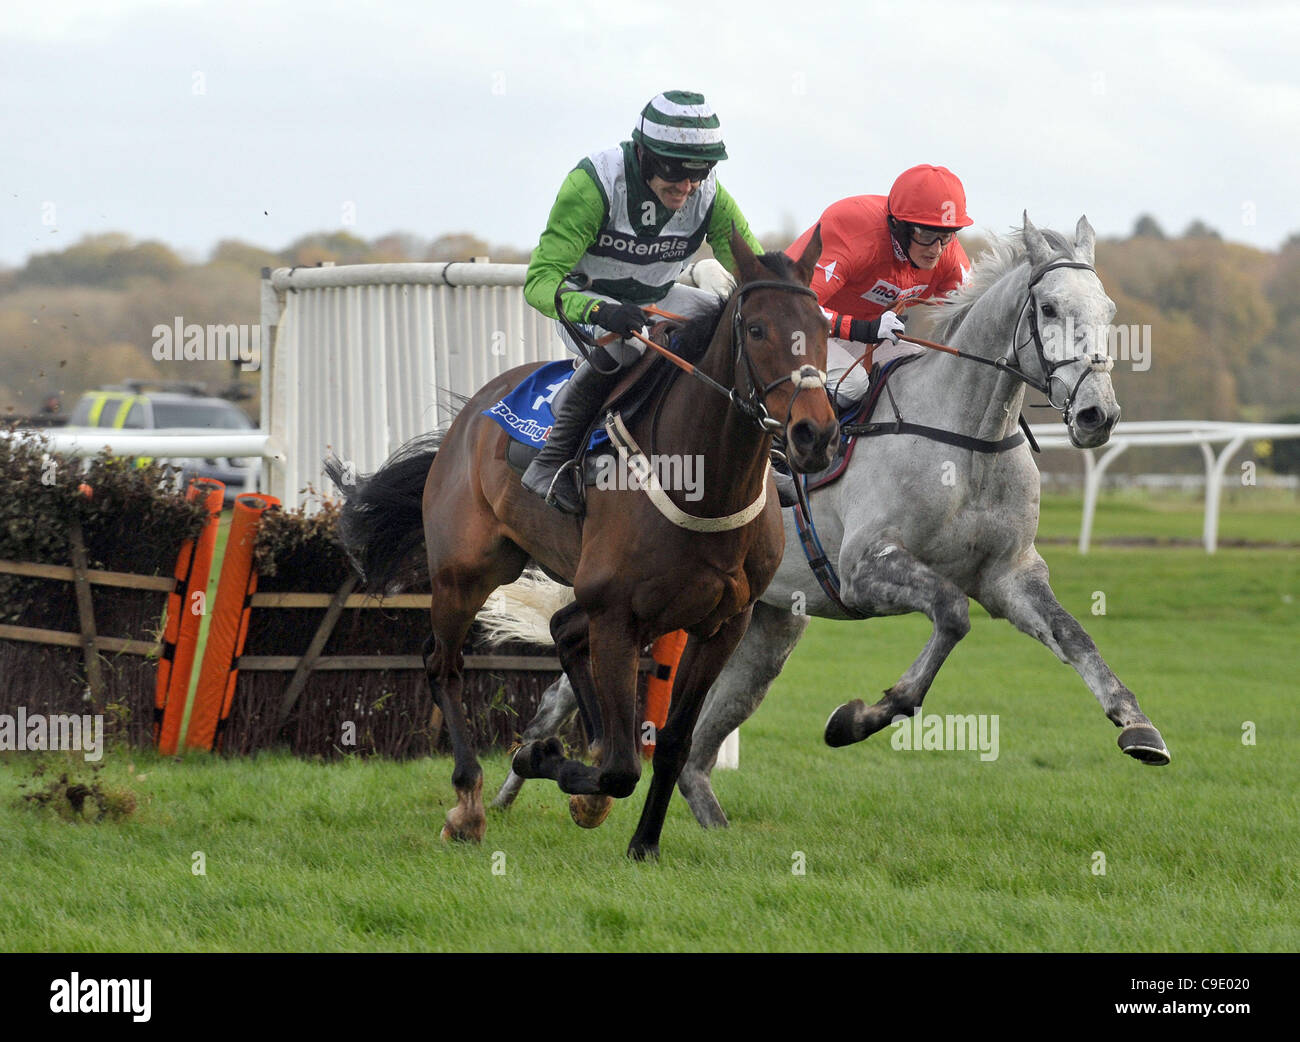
left=842, top=258, right=1114, bottom=450
left=557, top=272, right=827, bottom=434
left=559, top=273, right=827, bottom=532
left=894, top=258, right=1114, bottom=427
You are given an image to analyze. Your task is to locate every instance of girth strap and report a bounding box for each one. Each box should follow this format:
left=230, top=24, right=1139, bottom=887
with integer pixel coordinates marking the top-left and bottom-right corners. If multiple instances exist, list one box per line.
left=841, top=420, right=1026, bottom=454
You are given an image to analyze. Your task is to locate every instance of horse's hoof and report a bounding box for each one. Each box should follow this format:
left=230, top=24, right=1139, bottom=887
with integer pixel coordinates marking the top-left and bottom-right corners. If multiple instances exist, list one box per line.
left=627, top=841, right=660, bottom=862
left=569, top=794, right=614, bottom=829
left=678, top=771, right=729, bottom=829
left=440, top=817, right=485, bottom=844
left=1118, top=725, right=1170, bottom=766
left=511, top=737, right=563, bottom=777
left=824, top=700, right=864, bottom=747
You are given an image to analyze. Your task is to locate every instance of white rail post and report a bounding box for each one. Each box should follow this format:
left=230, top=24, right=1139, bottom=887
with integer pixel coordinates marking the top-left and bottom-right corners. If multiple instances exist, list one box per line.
left=1078, top=442, right=1128, bottom=553
left=1204, top=435, right=1248, bottom=553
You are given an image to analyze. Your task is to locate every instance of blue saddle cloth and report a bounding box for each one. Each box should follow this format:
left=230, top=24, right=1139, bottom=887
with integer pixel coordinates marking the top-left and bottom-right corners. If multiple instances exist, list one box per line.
left=482, top=360, right=610, bottom=451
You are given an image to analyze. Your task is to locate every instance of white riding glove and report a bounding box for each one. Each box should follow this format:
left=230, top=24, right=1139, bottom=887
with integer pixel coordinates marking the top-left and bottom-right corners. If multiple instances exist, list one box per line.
left=689, top=258, right=737, bottom=300
left=847, top=309, right=905, bottom=345
left=875, top=310, right=905, bottom=345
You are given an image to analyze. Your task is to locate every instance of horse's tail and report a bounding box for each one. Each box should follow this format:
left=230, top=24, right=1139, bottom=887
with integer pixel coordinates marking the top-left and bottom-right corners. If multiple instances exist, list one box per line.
left=324, top=431, right=445, bottom=593
left=477, top=568, right=576, bottom=647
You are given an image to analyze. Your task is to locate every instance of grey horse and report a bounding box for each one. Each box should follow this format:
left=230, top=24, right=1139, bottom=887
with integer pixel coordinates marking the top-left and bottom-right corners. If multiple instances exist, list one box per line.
left=489, top=213, right=1170, bottom=827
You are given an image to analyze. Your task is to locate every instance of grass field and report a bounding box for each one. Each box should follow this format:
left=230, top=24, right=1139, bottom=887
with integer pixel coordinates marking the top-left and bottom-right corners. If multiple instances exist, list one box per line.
left=1036, top=485, right=1298, bottom=546
left=1, top=500, right=1296, bottom=952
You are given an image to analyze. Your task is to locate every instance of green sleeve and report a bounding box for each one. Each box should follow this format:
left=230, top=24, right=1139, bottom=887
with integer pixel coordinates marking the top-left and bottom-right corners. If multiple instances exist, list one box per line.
left=524, top=167, right=607, bottom=323
left=705, top=183, right=764, bottom=273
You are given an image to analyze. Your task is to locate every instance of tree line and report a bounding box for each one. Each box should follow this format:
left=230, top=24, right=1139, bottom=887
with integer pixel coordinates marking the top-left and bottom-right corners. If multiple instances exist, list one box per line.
left=1, top=221, right=1296, bottom=445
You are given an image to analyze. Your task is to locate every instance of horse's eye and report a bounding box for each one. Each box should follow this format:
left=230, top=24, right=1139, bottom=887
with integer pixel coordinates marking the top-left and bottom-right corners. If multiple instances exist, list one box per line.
left=1040, top=303, right=1057, bottom=319
left=747, top=323, right=765, bottom=339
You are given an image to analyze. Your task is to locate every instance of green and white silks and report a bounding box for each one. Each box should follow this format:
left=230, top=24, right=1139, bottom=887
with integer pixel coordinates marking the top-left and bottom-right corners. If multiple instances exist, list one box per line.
left=523, top=141, right=762, bottom=353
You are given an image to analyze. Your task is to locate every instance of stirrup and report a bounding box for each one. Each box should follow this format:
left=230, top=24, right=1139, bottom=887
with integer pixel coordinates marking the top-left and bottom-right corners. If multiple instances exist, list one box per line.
left=544, top=459, right=584, bottom=513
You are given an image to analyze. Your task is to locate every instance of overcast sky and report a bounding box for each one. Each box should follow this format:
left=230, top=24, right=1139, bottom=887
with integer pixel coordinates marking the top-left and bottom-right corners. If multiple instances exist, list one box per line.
left=3, top=0, right=1298, bottom=268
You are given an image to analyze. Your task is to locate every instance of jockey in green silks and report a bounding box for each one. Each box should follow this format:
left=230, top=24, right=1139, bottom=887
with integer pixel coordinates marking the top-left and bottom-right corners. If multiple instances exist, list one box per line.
left=522, top=89, right=764, bottom=514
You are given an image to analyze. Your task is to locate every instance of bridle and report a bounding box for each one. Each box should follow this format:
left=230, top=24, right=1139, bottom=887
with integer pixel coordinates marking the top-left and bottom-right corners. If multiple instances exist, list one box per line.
left=1002, top=258, right=1115, bottom=429
left=728, top=279, right=828, bottom=433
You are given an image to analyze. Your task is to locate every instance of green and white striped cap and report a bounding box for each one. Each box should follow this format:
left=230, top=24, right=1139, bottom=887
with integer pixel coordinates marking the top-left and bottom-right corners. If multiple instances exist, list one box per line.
left=631, top=91, right=728, bottom=162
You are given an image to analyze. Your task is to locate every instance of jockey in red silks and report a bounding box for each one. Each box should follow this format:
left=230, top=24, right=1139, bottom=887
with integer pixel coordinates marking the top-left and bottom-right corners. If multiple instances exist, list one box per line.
left=786, top=165, right=974, bottom=407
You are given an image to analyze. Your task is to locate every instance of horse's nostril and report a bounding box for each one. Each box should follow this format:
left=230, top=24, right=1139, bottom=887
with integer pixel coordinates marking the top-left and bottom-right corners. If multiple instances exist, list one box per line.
left=1076, top=407, right=1104, bottom=430
left=789, top=419, right=815, bottom=453
left=788, top=420, right=837, bottom=469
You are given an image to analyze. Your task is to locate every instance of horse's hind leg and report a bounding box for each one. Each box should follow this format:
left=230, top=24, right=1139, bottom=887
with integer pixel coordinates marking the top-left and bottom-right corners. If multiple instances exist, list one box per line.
left=424, top=628, right=488, bottom=843
left=980, top=556, right=1170, bottom=765
left=824, top=538, right=971, bottom=747
left=677, top=600, right=809, bottom=828
left=490, top=674, right=579, bottom=809
left=425, top=543, right=528, bottom=842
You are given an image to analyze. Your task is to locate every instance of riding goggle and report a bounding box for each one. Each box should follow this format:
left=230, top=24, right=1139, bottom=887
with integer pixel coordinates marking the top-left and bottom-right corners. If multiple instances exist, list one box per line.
left=646, top=154, right=716, bottom=184
left=909, top=224, right=959, bottom=247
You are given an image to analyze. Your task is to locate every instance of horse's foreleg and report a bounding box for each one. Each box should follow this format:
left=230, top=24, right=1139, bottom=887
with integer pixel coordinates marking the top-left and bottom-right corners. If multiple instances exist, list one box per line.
left=677, top=600, right=809, bottom=828
left=551, top=601, right=602, bottom=753
left=982, top=560, right=1170, bottom=765
left=824, top=538, right=971, bottom=747
left=511, top=610, right=642, bottom=800
left=629, top=607, right=754, bottom=861
left=551, top=602, right=616, bottom=827
left=490, top=673, right=579, bottom=809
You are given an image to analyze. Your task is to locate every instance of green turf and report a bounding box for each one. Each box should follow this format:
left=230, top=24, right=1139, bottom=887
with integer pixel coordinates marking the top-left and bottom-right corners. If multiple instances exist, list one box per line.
left=1037, top=486, right=1298, bottom=545
left=1, top=543, right=1295, bottom=952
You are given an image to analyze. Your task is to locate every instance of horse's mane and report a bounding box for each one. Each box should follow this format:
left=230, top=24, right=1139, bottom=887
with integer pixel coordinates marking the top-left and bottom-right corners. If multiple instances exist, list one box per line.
left=671, top=252, right=799, bottom=361
left=928, top=227, right=1079, bottom=341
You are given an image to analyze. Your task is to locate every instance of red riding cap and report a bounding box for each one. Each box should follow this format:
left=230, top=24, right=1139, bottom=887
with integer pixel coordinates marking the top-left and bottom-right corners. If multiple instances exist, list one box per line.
left=887, top=165, right=974, bottom=228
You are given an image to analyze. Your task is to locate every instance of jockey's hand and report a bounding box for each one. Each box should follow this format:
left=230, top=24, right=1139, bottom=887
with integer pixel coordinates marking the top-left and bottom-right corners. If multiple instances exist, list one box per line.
left=847, top=310, right=904, bottom=345
left=690, top=258, right=736, bottom=300
left=588, top=301, right=649, bottom=339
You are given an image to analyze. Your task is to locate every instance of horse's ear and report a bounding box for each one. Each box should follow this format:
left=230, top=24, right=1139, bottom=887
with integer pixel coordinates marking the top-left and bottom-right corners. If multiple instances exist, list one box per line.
left=791, top=223, right=822, bottom=286
left=1023, top=211, right=1052, bottom=267
left=1074, top=215, right=1096, bottom=265
left=730, top=222, right=765, bottom=283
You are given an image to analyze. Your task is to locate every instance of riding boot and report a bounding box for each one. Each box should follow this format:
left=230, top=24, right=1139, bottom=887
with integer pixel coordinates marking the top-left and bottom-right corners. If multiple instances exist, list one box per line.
left=522, top=359, right=621, bottom=514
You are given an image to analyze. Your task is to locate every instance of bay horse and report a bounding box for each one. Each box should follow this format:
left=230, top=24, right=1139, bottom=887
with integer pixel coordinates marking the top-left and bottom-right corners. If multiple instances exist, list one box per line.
left=490, top=214, right=1171, bottom=826
left=326, top=229, right=837, bottom=859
